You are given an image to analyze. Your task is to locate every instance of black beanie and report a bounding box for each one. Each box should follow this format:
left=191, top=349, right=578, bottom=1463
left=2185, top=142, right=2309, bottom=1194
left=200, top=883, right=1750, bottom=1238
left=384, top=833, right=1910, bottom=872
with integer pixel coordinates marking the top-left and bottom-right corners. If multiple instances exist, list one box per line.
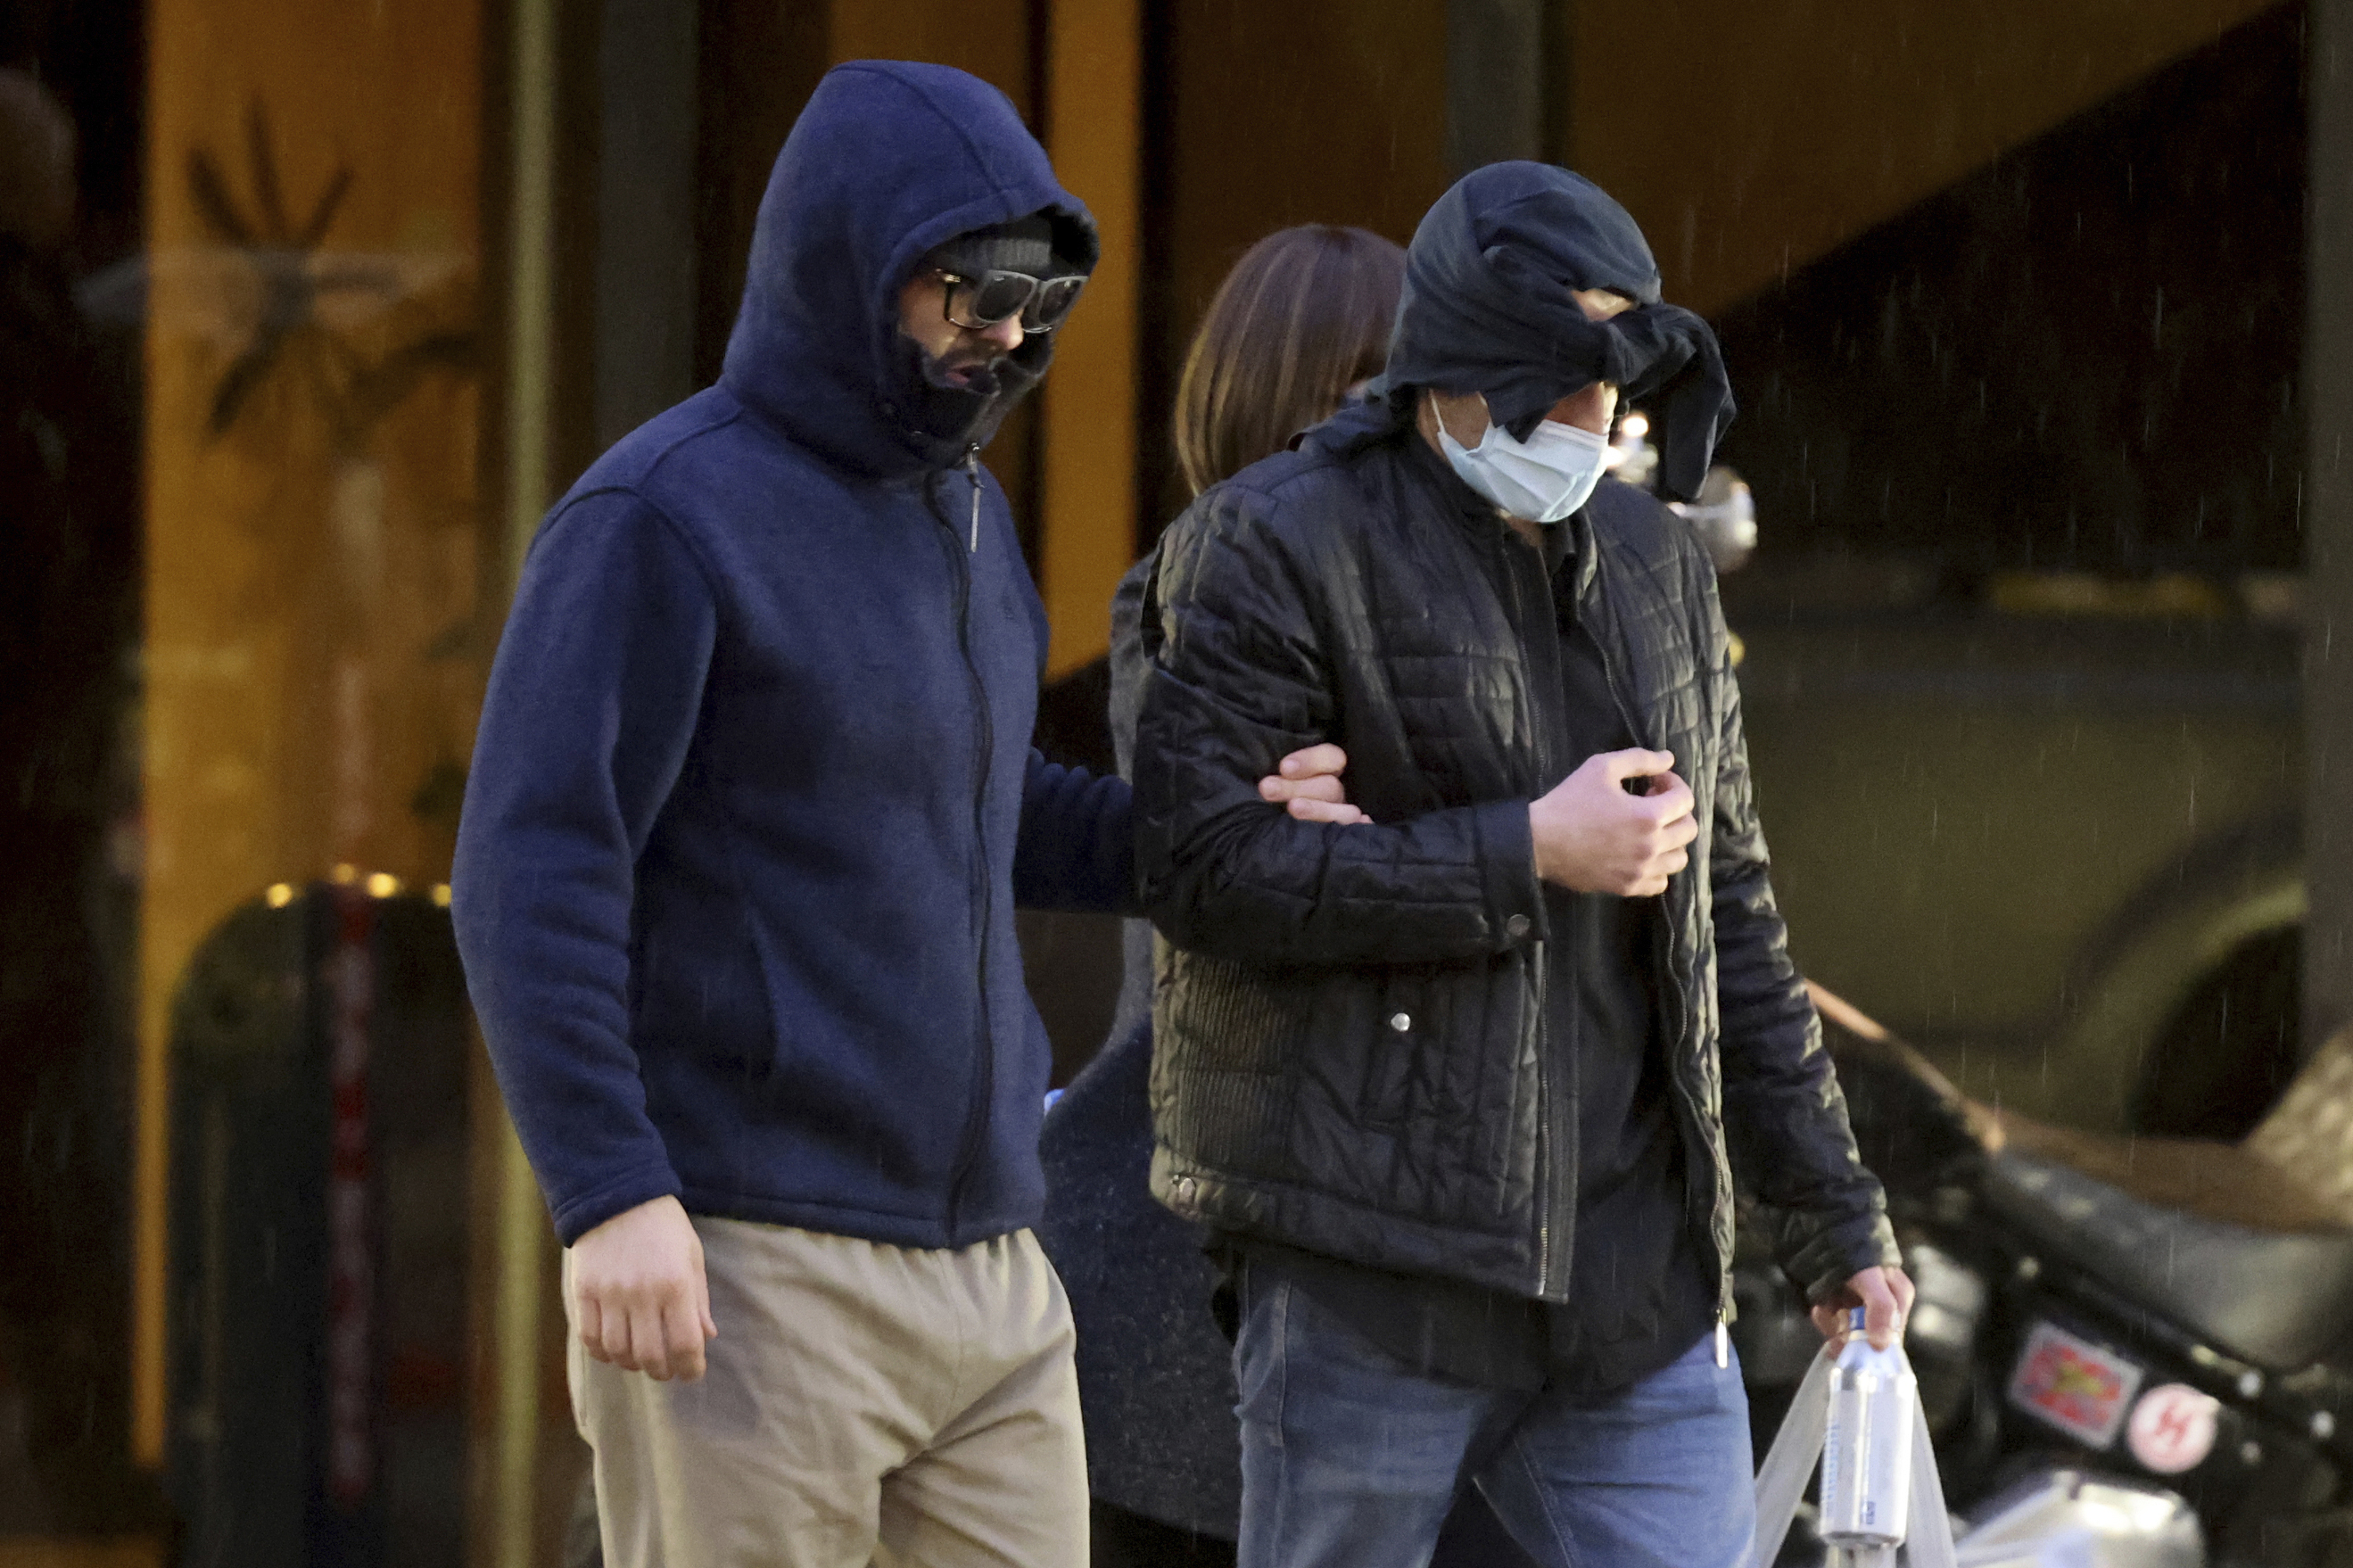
left=929, top=213, right=1070, bottom=279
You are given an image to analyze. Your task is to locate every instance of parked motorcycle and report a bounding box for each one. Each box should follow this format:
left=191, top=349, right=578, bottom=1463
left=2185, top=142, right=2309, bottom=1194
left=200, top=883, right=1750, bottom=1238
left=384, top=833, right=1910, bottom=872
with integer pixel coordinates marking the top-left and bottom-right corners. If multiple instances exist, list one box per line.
left=1735, top=986, right=2353, bottom=1566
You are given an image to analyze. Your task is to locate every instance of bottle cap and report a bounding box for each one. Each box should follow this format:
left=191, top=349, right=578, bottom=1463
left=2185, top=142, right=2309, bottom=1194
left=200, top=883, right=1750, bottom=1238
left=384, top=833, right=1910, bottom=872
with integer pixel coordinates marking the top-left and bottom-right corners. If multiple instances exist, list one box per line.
left=1851, top=1305, right=1868, bottom=1332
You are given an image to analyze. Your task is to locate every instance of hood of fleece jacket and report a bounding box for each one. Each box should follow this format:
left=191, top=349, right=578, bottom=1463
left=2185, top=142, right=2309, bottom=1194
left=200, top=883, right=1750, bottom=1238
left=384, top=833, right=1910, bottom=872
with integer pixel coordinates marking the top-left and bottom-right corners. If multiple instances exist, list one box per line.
left=721, top=61, right=1100, bottom=480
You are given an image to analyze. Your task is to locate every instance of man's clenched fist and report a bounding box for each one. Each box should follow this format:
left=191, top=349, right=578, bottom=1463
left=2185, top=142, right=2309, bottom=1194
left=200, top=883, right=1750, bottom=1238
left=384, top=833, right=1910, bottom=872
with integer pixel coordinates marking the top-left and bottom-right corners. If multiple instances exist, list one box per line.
left=1812, top=1264, right=1916, bottom=1349
left=1528, top=748, right=1697, bottom=897
left=570, top=1194, right=718, bottom=1382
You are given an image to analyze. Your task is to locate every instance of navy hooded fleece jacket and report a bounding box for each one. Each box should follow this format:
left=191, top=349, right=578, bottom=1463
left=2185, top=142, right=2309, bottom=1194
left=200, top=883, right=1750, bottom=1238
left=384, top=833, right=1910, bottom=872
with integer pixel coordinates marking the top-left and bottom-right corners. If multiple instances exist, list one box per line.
left=451, top=62, right=1131, bottom=1250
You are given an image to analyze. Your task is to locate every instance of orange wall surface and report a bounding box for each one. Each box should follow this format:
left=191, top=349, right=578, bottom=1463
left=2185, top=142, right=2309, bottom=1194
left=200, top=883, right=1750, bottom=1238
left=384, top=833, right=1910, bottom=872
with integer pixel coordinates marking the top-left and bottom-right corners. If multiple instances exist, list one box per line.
left=136, top=0, right=487, bottom=1463
left=1162, top=0, right=1450, bottom=301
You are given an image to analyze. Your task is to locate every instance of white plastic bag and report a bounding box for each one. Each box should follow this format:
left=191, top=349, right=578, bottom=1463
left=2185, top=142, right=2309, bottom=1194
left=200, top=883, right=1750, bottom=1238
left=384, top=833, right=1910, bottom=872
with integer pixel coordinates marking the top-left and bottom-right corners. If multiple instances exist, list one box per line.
left=1746, top=1342, right=1959, bottom=1568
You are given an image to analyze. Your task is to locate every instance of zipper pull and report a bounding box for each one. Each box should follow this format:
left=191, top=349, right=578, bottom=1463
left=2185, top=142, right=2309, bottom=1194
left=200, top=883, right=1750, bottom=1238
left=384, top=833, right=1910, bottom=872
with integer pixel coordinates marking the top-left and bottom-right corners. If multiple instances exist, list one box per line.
left=964, top=449, right=982, bottom=554
left=1715, top=1317, right=1730, bottom=1369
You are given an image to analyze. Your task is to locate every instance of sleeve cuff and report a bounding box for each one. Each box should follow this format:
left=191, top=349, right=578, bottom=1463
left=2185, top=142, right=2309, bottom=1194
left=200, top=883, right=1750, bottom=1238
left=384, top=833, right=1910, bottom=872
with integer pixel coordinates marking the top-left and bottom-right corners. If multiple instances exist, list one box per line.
left=549, top=1160, right=686, bottom=1247
left=1473, top=798, right=1548, bottom=950
left=1794, top=1210, right=1904, bottom=1303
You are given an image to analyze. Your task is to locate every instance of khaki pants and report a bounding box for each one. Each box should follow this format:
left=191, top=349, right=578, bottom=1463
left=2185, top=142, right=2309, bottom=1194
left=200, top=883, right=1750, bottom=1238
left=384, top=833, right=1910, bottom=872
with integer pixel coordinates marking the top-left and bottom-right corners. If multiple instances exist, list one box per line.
left=566, top=1218, right=1086, bottom=1568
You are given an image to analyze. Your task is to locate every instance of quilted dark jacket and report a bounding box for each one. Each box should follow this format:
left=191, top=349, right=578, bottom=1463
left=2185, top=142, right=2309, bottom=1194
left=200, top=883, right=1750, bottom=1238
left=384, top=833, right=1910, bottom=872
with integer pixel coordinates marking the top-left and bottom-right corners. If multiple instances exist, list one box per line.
left=1133, top=400, right=1898, bottom=1319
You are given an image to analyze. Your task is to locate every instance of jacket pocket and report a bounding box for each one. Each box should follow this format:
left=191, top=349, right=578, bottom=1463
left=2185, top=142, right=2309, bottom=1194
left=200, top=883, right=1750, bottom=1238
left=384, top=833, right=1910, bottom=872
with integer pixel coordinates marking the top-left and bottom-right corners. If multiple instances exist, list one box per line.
left=633, top=915, right=783, bottom=1081
left=1466, top=954, right=1540, bottom=1215
left=1365, top=965, right=1449, bottom=1125
left=1359, top=972, right=1427, bottom=1128
left=735, top=914, right=796, bottom=1080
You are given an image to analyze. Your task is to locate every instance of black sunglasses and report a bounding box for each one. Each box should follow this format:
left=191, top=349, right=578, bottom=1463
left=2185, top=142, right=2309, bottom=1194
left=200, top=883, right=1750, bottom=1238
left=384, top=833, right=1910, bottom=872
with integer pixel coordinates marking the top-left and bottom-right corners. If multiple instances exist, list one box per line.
left=932, top=268, right=1085, bottom=334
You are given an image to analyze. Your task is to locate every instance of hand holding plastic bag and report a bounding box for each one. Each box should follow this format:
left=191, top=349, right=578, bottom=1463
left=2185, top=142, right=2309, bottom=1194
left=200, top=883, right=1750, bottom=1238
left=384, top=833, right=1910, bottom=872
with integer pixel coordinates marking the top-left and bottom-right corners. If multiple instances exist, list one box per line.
left=1747, top=1339, right=1959, bottom=1568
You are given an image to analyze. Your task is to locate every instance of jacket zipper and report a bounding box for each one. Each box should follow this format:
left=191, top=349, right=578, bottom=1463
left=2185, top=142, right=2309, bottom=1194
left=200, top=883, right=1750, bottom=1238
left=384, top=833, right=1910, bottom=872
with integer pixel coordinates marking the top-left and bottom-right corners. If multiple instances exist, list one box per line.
left=1498, top=528, right=1576, bottom=1300
left=933, top=450, right=997, bottom=1237
left=1584, top=544, right=1727, bottom=1334
left=1529, top=939, right=1555, bottom=1296
left=966, top=449, right=982, bottom=553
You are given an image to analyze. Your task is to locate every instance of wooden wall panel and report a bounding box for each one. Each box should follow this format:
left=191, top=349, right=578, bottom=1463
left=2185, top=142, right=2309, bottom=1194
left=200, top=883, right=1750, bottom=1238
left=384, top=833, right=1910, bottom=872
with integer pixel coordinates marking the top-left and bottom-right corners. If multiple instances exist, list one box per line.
left=1146, top=0, right=1450, bottom=533
left=1037, top=0, right=1141, bottom=675
left=830, top=0, right=1037, bottom=94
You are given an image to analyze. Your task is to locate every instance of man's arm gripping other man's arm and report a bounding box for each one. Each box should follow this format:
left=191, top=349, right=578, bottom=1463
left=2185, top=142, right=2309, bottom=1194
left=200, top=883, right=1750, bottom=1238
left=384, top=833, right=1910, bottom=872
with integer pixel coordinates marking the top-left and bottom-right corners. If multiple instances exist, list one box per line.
left=1014, top=742, right=1362, bottom=919
left=1135, top=501, right=1551, bottom=968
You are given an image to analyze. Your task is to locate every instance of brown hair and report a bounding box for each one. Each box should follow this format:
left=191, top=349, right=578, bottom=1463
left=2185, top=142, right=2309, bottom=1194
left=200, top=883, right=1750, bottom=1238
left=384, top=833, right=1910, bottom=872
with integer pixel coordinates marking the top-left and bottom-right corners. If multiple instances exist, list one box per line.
left=1173, top=225, right=1407, bottom=497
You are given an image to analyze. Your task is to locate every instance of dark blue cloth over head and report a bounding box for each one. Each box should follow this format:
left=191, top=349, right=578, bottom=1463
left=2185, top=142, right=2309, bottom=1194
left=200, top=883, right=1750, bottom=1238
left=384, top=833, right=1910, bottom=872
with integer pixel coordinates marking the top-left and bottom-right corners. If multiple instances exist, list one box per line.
left=1383, top=161, right=1734, bottom=500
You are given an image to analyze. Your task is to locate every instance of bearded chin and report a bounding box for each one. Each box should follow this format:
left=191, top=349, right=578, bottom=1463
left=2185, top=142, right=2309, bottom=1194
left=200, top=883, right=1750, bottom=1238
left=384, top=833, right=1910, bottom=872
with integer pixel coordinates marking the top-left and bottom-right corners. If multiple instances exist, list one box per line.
left=888, top=334, right=1044, bottom=468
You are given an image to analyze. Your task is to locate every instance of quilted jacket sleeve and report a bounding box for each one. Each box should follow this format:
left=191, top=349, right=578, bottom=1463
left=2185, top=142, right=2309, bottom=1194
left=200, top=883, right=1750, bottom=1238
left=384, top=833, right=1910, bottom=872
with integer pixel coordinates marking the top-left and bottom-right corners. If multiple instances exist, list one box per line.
left=1134, top=487, right=1545, bottom=970
left=1701, top=557, right=1903, bottom=1300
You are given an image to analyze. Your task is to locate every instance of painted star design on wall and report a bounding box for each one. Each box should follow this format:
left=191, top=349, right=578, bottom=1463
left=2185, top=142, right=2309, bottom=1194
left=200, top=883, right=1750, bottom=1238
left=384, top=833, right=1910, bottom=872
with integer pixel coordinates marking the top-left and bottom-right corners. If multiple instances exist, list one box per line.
left=186, top=99, right=473, bottom=446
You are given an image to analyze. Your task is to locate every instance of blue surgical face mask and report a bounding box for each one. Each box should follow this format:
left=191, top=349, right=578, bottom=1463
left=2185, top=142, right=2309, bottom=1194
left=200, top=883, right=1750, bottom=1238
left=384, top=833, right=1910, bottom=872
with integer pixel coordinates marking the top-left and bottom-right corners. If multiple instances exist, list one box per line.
left=1437, top=414, right=1614, bottom=524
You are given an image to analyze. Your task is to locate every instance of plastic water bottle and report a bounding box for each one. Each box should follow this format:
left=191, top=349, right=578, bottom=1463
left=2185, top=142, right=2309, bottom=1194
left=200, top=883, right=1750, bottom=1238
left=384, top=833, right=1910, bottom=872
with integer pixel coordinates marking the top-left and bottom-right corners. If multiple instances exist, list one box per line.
left=1818, top=1307, right=1917, bottom=1566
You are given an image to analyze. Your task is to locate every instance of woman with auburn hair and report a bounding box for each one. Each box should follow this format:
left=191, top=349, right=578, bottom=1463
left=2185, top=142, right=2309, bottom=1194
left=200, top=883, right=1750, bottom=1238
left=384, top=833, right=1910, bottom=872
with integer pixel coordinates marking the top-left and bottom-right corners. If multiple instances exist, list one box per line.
left=1038, top=226, right=1533, bottom=1568
left=1170, top=223, right=1407, bottom=499
left=1117, top=222, right=1406, bottom=819
left=1036, top=220, right=1400, bottom=1568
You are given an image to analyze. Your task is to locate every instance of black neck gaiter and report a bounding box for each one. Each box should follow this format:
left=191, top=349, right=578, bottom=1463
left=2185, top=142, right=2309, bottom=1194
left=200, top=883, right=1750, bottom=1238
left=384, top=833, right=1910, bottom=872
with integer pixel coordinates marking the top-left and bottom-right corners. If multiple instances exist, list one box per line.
left=887, top=332, right=1046, bottom=470
left=1383, top=161, right=1736, bottom=502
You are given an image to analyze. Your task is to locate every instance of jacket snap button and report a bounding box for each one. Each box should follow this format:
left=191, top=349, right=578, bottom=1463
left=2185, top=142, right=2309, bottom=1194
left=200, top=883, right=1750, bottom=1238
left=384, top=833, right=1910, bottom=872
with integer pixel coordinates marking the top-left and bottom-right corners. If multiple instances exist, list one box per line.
left=1389, top=1011, right=1412, bottom=1032
left=1505, top=913, right=1531, bottom=939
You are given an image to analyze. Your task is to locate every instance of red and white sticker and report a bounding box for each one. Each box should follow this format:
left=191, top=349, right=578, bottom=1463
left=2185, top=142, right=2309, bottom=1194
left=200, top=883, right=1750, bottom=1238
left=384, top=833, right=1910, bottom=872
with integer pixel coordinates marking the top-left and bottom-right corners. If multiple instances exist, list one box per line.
left=2008, top=1320, right=2145, bottom=1449
left=2126, top=1383, right=2222, bottom=1474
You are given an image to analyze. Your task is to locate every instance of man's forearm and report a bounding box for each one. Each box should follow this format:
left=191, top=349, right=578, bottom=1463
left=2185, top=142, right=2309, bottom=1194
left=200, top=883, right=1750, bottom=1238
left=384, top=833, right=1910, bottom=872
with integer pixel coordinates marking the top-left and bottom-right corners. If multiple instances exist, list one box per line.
left=1144, top=795, right=1543, bottom=968
left=1707, top=834, right=1901, bottom=1271
left=453, top=839, right=683, bottom=1244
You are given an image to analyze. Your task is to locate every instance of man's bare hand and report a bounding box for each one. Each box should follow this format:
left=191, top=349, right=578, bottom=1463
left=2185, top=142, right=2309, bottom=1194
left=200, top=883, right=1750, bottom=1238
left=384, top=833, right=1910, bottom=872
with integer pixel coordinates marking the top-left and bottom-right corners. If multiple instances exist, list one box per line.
left=1812, top=1265, right=1916, bottom=1349
left=1258, top=742, right=1368, bottom=825
left=571, top=1195, right=718, bottom=1382
left=1528, top=748, right=1697, bottom=895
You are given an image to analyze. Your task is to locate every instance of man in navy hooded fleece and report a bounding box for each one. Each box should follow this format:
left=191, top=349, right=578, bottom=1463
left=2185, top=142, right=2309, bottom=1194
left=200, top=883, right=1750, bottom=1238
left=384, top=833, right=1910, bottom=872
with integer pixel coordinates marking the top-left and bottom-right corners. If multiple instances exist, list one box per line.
left=453, top=61, right=1351, bottom=1568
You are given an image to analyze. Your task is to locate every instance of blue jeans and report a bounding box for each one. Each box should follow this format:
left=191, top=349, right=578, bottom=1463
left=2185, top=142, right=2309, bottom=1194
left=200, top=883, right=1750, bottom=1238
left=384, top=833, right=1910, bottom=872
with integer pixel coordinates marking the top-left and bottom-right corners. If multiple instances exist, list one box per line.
left=1234, top=1267, right=1754, bottom=1568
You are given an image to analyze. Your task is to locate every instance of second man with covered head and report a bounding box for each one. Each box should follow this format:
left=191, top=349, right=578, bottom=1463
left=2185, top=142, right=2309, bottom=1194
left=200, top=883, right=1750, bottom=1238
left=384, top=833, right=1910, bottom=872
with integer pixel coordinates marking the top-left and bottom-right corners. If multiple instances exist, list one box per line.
left=1135, top=161, right=1911, bottom=1568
